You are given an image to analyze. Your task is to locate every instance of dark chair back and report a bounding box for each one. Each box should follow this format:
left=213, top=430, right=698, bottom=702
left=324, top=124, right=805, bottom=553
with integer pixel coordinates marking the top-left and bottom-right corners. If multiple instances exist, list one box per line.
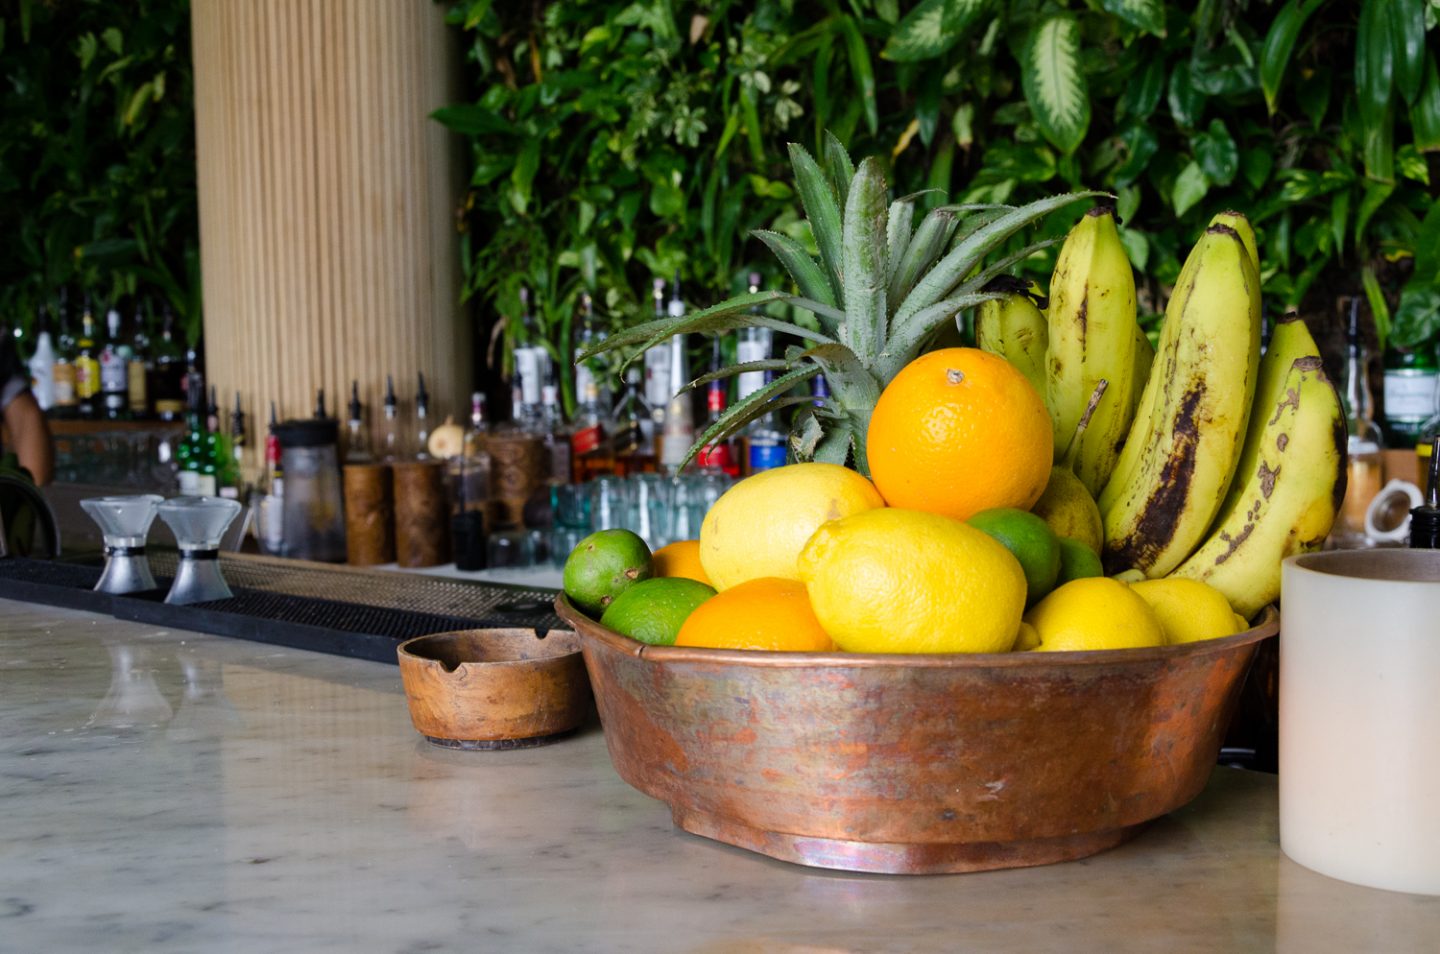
left=0, top=475, right=62, bottom=559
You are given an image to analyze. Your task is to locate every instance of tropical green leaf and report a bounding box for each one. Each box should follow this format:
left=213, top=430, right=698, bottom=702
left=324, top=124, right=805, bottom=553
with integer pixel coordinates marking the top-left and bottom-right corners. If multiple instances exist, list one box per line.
left=1389, top=0, right=1426, bottom=104
left=1258, top=0, right=1325, bottom=115
left=752, top=230, right=838, bottom=310
left=1022, top=16, right=1091, bottom=155
left=1412, top=53, right=1440, bottom=152
left=430, top=104, right=513, bottom=136
left=1101, top=0, right=1167, bottom=37
left=838, top=15, right=879, bottom=135
left=1391, top=282, right=1440, bottom=349
left=1355, top=0, right=1394, bottom=121
left=841, top=157, right=890, bottom=363
left=882, top=0, right=986, bottom=63
left=678, top=370, right=820, bottom=470
left=788, top=142, right=845, bottom=301
left=1192, top=118, right=1238, bottom=186
left=896, top=191, right=1102, bottom=326
left=1413, top=201, right=1440, bottom=284
left=1355, top=179, right=1395, bottom=244
left=1171, top=161, right=1210, bottom=216
left=1361, top=265, right=1392, bottom=351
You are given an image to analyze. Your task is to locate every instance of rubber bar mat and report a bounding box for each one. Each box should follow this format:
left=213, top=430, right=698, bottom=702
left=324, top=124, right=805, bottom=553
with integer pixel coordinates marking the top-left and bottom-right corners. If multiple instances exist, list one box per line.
left=0, top=556, right=562, bottom=665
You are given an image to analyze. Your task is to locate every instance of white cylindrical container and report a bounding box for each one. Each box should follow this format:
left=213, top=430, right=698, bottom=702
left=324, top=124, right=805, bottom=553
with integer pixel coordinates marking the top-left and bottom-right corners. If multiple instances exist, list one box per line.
left=1279, top=549, right=1440, bottom=895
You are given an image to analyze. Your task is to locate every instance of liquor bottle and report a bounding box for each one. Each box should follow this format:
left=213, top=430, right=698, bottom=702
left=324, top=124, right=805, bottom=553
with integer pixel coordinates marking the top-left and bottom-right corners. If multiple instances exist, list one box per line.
left=207, top=385, right=240, bottom=499
left=659, top=330, right=694, bottom=474
left=643, top=278, right=670, bottom=446
left=178, top=378, right=218, bottom=496
left=27, top=303, right=56, bottom=411
left=99, top=308, right=129, bottom=420
left=345, top=380, right=373, bottom=463
left=381, top=374, right=402, bottom=460
left=745, top=370, right=788, bottom=475
left=1334, top=301, right=1384, bottom=548
left=74, top=299, right=100, bottom=419
left=1382, top=340, right=1440, bottom=448
left=51, top=290, right=77, bottom=418
left=259, top=401, right=285, bottom=554
left=208, top=384, right=222, bottom=433
left=570, top=295, right=612, bottom=482
left=811, top=371, right=831, bottom=407
left=574, top=291, right=609, bottom=404
left=1411, top=435, right=1440, bottom=548
left=229, top=391, right=247, bottom=479
left=148, top=307, right=186, bottom=421
left=452, top=392, right=493, bottom=571
left=736, top=272, right=773, bottom=400
left=127, top=302, right=150, bottom=418
left=696, top=336, right=739, bottom=476
left=1417, top=379, right=1440, bottom=487
left=540, top=365, right=572, bottom=483
left=610, top=367, right=656, bottom=476
left=414, top=371, right=431, bottom=460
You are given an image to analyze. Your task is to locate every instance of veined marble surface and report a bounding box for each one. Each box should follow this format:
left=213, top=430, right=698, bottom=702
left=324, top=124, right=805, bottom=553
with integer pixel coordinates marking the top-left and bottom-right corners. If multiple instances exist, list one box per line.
left=2, top=597, right=1438, bottom=953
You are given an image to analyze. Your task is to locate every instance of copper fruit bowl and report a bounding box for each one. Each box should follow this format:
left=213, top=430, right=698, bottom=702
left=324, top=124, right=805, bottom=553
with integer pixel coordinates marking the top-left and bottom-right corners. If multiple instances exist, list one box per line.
left=555, top=594, right=1277, bottom=875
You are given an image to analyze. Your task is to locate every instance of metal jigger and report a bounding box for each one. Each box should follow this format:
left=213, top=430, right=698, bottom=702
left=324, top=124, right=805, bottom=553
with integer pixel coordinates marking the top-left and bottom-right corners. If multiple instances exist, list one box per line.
left=80, top=495, right=165, bottom=595
left=157, top=496, right=243, bottom=605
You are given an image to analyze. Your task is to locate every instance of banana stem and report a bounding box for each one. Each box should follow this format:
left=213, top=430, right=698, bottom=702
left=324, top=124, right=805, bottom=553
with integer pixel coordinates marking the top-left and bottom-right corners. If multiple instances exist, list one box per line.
left=1060, top=379, right=1109, bottom=472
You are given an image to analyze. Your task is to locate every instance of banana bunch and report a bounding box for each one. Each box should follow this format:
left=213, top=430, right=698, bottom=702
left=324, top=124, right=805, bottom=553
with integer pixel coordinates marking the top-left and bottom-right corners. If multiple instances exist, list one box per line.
left=1098, top=221, right=1263, bottom=578
left=975, top=277, right=1048, bottom=398
left=1170, top=315, right=1346, bottom=616
left=1044, top=207, right=1141, bottom=496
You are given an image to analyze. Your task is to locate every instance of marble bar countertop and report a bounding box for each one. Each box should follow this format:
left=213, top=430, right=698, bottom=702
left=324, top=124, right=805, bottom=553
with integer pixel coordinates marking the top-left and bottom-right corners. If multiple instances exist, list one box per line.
left=2, top=597, right=1438, bottom=953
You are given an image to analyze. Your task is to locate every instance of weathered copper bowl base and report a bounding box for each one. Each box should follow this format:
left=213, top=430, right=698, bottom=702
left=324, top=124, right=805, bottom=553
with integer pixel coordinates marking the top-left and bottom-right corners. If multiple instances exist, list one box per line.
left=423, top=729, right=577, bottom=751
left=673, top=806, right=1145, bottom=874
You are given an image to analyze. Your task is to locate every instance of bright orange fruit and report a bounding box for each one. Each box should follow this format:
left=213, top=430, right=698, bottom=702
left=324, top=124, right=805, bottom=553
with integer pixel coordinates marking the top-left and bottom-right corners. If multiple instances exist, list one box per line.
left=674, top=577, right=835, bottom=652
left=651, top=539, right=712, bottom=585
left=866, top=348, right=1053, bottom=521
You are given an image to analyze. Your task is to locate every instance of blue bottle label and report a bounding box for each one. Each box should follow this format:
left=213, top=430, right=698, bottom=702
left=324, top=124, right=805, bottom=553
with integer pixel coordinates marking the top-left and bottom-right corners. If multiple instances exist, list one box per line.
left=749, top=443, right=786, bottom=472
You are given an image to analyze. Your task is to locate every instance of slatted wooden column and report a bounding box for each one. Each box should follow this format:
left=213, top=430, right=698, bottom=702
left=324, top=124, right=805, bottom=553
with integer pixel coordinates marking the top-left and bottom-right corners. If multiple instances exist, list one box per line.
left=191, top=0, right=467, bottom=473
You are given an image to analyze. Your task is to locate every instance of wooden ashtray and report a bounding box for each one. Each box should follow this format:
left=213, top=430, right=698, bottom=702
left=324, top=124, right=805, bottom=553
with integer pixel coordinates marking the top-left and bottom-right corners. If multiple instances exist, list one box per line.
left=397, top=628, right=590, bottom=749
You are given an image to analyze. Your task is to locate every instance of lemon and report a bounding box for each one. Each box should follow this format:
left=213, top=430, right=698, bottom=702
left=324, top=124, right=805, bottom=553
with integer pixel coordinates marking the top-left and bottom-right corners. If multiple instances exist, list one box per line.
left=1129, top=578, right=1242, bottom=645
left=700, top=463, right=885, bottom=590
left=797, top=507, right=1026, bottom=654
left=1030, top=466, right=1104, bottom=554
left=1012, top=621, right=1041, bottom=652
left=1023, top=578, right=1165, bottom=652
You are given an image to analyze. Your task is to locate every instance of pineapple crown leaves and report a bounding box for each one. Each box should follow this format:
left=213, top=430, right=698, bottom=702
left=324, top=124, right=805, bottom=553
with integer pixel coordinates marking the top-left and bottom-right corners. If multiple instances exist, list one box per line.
left=578, top=132, right=1105, bottom=474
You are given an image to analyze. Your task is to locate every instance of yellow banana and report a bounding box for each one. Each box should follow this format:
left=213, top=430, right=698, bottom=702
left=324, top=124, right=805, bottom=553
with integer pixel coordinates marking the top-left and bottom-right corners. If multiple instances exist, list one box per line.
left=1171, top=354, right=1347, bottom=617
left=1209, top=210, right=1259, bottom=275
left=1045, top=206, right=1139, bottom=496
left=1129, top=323, right=1154, bottom=418
left=1099, top=224, right=1263, bottom=577
left=975, top=277, right=1048, bottom=398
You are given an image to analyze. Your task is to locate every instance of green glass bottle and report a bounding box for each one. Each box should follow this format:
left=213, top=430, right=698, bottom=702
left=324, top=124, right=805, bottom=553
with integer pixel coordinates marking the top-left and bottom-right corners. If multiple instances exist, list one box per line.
left=178, top=378, right=217, bottom=496
left=1382, top=340, right=1440, bottom=448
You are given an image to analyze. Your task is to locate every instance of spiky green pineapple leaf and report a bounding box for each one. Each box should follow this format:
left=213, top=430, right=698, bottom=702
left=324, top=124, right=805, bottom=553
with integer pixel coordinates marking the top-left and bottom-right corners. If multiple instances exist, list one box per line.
left=886, top=199, right=915, bottom=287
left=674, top=359, right=793, bottom=397
left=788, top=143, right=845, bottom=303
left=966, top=236, right=1064, bottom=290
left=880, top=291, right=1005, bottom=380
left=895, top=190, right=1105, bottom=326
left=678, top=366, right=821, bottom=471
left=823, top=132, right=856, bottom=209
left=841, top=157, right=889, bottom=364
left=812, top=419, right=854, bottom=466
left=578, top=291, right=787, bottom=359
left=751, top=230, right=838, bottom=313
left=798, top=342, right=882, bottom=410
left=888, top=206, right=959, bottom=315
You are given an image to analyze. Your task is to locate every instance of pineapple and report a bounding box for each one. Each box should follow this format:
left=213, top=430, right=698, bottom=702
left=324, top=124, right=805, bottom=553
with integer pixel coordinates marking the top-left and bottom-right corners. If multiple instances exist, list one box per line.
left=583, top=133, right=1098, bottom=475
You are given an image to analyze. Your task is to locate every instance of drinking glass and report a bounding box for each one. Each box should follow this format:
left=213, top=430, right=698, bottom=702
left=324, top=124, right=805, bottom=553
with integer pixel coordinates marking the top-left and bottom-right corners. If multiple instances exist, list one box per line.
left=627, top=473, right=664, bottom=548
left=486, top=526, right=536, bottom=569
left=587, top=476, right=630, bottom=532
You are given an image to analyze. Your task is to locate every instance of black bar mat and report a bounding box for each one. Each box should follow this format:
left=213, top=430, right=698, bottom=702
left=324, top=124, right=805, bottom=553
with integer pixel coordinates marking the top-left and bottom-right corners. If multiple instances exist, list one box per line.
left=0, top=555, right=562, bottom=665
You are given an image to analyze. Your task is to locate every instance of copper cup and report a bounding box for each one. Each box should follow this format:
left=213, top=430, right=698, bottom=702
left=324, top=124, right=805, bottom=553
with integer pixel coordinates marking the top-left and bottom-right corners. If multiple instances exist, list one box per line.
left=343, top=463, right=394, bottom=565
left=392, top=459, right=450, bottom=568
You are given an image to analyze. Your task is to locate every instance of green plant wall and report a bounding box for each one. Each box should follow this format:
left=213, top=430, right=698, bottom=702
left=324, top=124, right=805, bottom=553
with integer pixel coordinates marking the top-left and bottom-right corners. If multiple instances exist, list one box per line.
left=439, top=0, right=1440, bottom=371
left=0, top=0, right=200, bottom=343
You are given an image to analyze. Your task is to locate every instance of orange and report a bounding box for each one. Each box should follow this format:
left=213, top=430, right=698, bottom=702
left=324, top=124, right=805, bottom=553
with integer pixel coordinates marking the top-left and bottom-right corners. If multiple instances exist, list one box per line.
left=866, top=347, right=1053, bottom=521
left=674, top=577, right=835, bottom=652
left=651, top=539, right=712, bottom=585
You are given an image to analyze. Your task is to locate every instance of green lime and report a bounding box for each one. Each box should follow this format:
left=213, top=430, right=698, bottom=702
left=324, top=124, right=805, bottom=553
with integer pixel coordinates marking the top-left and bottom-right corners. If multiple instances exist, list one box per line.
left=562, top=529, right=654, bottom=618
left=1056, top=536, right=1104, bottom=585
left=600, top=577, right=717, bottom=646
left=966, top=507, right=1061, bottom=605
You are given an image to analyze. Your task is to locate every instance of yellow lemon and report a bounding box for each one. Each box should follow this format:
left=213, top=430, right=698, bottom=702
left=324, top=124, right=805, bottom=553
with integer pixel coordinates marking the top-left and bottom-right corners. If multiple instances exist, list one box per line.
left=1012, top=621, right=1042, bottom=652
left=700, top=463, right=885, bottom=590
left=797, top=507, right=1026, bottom=654
left=1129, top=578, right=1242, bottom=645
left=1023, top=578, right=1165, bottom=651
